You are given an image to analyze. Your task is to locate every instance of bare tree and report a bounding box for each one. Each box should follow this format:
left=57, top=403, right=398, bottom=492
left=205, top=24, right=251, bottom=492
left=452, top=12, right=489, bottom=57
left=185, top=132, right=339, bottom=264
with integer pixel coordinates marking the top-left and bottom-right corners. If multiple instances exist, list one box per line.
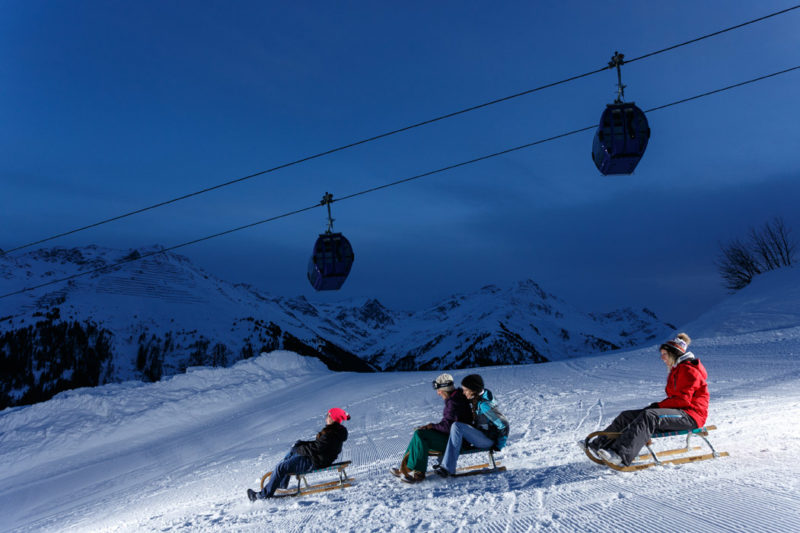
left=717, top=238, right=761, bottom=291
left=753, top=217, right=796, bottom=269
left=717, top=217, right=797, bottom=291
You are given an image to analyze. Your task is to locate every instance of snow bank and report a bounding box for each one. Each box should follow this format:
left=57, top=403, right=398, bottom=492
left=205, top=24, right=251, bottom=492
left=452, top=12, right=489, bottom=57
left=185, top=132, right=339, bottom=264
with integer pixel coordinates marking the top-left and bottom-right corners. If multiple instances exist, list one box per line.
left=0, top=351, right=329, bottom=479
left=685, top=266, right=800, bottom=336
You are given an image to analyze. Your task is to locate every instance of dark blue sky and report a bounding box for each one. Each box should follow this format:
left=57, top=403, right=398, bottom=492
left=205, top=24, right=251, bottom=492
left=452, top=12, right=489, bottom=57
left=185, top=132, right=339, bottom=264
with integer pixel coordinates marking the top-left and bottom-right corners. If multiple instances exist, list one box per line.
left=2, top=2, right=799, bottom=326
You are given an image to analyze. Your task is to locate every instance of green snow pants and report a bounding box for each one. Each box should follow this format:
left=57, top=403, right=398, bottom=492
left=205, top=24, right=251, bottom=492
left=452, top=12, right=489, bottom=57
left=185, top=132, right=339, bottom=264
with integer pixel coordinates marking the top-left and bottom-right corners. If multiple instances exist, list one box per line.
left=405, top=428, right=449, bottom=473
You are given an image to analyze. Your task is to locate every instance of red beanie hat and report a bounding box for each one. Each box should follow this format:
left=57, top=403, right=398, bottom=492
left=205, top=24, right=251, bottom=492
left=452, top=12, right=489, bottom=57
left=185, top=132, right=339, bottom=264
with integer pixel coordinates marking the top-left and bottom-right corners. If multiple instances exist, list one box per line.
left=328, top=407, right=350, bottom=423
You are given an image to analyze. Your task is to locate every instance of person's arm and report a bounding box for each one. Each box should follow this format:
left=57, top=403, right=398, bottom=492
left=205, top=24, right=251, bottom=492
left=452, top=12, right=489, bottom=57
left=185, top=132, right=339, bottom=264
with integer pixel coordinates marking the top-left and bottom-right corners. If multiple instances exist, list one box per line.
left=482, top=404, right=507, bottom=432
left=293, top=428, right=331, bottom=456
left=429, top=397, right=458, bottom=433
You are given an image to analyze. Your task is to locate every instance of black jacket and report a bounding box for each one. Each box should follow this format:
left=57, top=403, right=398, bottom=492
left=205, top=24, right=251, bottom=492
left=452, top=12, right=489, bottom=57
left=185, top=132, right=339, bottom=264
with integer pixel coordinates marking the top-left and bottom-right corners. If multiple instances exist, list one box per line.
left=291, top=422, right=348, bottom=468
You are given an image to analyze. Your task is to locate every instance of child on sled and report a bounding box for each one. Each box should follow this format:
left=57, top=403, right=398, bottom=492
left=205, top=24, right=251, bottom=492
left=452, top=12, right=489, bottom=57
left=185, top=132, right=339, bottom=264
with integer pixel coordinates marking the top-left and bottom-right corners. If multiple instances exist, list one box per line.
left=247, top=407, right=350, bottom=501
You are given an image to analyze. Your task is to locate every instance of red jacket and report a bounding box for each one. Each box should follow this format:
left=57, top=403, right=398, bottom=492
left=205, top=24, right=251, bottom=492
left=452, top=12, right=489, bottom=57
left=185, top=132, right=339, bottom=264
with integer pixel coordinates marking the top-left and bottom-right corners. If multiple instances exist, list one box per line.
left=657, top=355, right=709, bottom=427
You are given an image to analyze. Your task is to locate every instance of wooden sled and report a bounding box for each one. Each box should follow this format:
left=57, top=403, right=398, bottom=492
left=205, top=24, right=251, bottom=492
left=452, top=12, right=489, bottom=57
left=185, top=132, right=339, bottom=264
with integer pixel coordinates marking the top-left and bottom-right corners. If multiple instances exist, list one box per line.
left=400, top=447, right=506, bottom=477
left=260, top=461, right=353, bottom=497
left=583, top=425, right=729, bottom=472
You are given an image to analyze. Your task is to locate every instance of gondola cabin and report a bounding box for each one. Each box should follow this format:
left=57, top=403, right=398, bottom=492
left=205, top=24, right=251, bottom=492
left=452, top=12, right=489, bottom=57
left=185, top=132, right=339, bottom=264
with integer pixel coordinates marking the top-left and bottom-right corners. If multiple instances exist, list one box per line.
left=592, top=102, right=650, bottom=175
left=307, top=232, right=354, bottom=291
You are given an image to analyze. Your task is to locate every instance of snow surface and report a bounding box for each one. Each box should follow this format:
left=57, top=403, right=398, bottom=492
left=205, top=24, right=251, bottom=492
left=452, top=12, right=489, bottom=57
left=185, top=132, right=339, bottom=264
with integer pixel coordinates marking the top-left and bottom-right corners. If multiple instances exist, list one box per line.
left=2, top=269, right=800, bottom=532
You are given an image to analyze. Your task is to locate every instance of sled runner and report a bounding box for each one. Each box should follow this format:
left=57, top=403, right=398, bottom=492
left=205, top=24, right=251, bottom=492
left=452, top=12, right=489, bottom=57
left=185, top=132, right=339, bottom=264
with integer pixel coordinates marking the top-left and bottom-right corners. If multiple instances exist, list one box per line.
left=397, top=447, right=506, bottom=478
left=583, top=425, right=729, bottom=472
left=260, top=461, right=353, bottom=497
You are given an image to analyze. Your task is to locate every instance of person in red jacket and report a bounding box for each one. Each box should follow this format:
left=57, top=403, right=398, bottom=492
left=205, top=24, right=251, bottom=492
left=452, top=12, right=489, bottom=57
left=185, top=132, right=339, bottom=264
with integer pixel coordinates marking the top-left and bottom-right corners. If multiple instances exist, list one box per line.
left=592, top=333, right=709, bottom=467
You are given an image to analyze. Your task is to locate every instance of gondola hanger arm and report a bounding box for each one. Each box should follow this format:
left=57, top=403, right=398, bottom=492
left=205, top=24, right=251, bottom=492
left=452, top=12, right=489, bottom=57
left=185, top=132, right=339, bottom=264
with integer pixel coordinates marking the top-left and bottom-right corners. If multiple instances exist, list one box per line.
left=320, top=192, right=335, bottom=233
left=609, top=51, right=626, bottom=103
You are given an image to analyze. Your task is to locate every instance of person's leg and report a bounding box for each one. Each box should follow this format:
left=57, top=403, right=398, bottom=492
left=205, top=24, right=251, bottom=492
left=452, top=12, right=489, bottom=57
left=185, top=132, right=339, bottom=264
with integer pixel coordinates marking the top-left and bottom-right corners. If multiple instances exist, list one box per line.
left=652, top=409, right=698, bottom=433
left=261, top=456, right=292, bottom=497
left=603, top=409, right=643, bottom=433
left=441, top=422, right=494, bottom=474
left=406, top=429, right=449, bottom=473
left=592, top=409, right=643, bottom=450
left=262, top=453, right=314, bottom=497
left=612, top=409, right=696, bottom=466
left=276, top=451, right=300, bottom=489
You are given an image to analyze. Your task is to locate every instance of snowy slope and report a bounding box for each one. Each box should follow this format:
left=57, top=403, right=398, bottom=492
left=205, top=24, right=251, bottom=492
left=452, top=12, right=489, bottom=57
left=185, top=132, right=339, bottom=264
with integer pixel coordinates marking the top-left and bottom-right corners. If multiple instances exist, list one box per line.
left=685, top=266, right=800, bottom=337
left=1, top=270, right=799, bottom=532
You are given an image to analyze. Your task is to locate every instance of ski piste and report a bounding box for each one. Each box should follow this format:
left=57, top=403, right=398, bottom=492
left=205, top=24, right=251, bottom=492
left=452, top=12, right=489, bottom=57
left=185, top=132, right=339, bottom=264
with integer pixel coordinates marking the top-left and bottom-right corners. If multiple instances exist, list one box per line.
left=583, top=425, right=729, bottom=472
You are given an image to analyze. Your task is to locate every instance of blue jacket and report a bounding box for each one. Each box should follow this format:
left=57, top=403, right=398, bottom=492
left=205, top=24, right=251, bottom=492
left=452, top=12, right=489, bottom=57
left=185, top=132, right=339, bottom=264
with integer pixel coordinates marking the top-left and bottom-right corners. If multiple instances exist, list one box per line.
left=474, top=389, right=509, bottom=450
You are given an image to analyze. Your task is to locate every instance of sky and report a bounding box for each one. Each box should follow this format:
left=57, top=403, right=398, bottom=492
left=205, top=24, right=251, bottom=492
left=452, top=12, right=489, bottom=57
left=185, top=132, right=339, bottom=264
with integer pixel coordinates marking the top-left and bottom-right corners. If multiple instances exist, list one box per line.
left=2, top=1, right=799, bottom=326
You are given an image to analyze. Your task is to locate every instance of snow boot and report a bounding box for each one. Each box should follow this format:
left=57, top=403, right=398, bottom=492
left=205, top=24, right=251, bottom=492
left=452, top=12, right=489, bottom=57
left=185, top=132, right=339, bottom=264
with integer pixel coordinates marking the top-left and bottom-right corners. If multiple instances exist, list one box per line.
left=580, top=436, right=603, bottom=452
left=247, top=489, right=259, bottom=502
left=598, top=448, right=624, bottom=466
left=432, top=464, right=450, bottom=478
left=401, top=470, right=425, bottom=484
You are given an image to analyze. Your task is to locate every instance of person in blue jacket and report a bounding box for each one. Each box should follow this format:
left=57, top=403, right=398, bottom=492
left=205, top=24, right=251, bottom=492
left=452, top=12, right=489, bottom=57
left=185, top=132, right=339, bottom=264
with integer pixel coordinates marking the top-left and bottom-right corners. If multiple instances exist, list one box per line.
left=434, top=374, right=509, bottom=477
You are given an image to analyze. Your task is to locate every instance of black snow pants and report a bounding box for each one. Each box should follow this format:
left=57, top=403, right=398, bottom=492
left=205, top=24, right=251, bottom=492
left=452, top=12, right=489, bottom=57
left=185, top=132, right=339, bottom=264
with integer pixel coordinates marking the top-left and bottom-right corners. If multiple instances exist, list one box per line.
left=601, top=408, right=697, bottom=466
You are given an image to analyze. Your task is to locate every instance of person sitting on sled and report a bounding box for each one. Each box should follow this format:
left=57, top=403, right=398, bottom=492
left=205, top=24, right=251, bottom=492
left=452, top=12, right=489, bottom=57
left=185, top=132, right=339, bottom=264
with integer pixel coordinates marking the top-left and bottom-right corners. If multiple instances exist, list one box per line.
left=390, top=373, right=473, bottom=483
left=247, top=407, right=350, bottom=501
left=433, top=374, right=510, bottom=477
left=591, top=333, right=708, bottom=467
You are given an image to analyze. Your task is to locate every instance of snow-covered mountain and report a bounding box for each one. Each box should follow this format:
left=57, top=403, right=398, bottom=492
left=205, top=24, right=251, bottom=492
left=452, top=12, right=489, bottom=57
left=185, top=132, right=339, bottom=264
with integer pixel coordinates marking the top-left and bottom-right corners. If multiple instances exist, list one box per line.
left=0, top=246, right=673, bottom=408
left=326, top=281, right=672, bottom=370
left=1, top=266, right=798, bottom=532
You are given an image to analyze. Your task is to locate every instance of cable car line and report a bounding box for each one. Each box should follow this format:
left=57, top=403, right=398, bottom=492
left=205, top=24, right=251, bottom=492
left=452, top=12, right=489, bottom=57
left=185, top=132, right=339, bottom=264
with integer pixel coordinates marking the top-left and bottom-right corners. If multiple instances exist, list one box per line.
left=642, top=65, right=800, bottom=113
left=0, top=203, right=321, bottom=300
left=623, top=5, right=800, bottom=66
left=1, top=63, right=798, bottom=301
left=2, top=5, right=798, bottom=258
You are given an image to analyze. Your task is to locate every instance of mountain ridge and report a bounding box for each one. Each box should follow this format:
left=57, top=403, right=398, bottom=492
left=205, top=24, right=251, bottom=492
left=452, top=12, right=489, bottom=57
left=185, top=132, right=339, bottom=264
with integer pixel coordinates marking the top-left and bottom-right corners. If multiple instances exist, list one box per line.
left=0, top=245, right=674, bottom=408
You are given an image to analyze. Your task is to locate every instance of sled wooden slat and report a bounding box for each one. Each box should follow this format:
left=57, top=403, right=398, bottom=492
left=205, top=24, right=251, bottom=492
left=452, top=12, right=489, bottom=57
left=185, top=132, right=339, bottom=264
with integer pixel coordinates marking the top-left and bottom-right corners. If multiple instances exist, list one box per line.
left=398, top=447, right=504, bottom=477
left=603, top=451, right=730, bottom=472
left=651, top=425, right=717, bottom=439
left=259, top=460, right=352, bottom=497
left=635, top=446, right=703, bottom=461
left=453, top=465, right=507, bottom=477
left=274, top=478, right=356, bottom=497
left=583, top=425, right=728, bottom=471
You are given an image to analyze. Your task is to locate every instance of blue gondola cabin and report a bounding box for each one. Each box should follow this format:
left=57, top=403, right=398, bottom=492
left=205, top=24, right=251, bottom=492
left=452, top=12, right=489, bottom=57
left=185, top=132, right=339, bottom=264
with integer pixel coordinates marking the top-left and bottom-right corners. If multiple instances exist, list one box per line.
left=592, top=102, right=650, bottom=175
left=307, top=232, right=354, bottom=291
